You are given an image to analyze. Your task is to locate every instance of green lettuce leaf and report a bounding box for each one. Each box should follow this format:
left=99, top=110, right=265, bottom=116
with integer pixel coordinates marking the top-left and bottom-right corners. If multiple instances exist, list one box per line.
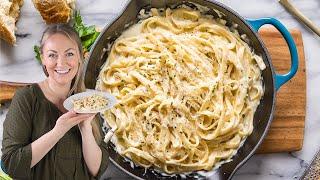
left=73, top=11, right=100, bottom=52
left=33, top=45, right=41, bottom=64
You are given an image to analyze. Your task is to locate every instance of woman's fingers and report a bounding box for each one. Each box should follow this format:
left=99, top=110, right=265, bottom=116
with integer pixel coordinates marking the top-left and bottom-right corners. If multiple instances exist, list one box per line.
left=77, top=113, right=96, bottom=119
left=69, top=114, right=94, bottom=126
left=61, top=110, right=78, bottom=119
left=81, top=113, right=97, bottom=117
left=87, top=113, right=97, bottom=120
left=75, top=113, right=96, bottom=121
left=62, top=111, right=95, bottom=119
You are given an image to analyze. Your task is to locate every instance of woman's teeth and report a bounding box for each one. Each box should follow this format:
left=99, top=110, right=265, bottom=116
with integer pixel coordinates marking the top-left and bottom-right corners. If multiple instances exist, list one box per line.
left=55, top=69, right=70, bottom=74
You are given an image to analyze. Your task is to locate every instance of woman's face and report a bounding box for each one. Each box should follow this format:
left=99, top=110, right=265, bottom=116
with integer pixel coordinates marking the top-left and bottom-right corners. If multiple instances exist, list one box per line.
left=42, top=33, right=80, bottom=86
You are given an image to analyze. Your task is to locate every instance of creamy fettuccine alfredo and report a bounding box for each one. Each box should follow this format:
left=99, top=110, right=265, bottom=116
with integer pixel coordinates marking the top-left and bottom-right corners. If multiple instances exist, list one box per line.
left=73, top=94, right=108, bottom=112
left=97, top=7, right=266, bottom=174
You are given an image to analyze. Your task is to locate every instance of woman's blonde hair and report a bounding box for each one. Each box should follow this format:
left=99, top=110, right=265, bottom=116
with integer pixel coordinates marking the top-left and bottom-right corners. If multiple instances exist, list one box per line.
left=39, top=24, right=102, bottom=143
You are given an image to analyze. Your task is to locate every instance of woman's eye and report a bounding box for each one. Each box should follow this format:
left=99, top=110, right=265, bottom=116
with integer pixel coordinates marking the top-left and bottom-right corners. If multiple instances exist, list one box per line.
left=67, top=52, right=74, bottom=57
left=48, top=54, right=56, bottom=58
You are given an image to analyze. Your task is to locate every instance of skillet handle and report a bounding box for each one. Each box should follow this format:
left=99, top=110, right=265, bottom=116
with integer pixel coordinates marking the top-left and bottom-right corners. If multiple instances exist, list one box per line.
left=246, top=18, right=299, bottom=91
left=104, top=127, right=117, bottom=143
left=104, top=130, right=114, bottom=143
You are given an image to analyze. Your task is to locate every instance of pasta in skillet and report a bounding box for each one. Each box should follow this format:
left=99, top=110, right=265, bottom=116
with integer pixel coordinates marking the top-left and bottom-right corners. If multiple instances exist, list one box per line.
left=96, top=7, right=265, bottom=174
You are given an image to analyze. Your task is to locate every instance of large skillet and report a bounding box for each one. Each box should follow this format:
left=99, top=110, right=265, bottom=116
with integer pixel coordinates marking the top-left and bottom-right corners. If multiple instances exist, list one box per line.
left=85, top=0, right=298, bottom=179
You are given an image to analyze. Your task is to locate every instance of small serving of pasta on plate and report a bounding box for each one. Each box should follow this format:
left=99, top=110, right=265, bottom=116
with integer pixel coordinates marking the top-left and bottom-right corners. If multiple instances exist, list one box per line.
left=73, top=94, right=109, bottom=113
left=63, top=91, right=117, bottom=114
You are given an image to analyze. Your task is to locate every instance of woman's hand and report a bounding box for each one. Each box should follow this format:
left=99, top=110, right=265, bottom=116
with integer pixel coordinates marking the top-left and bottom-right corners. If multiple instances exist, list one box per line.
left=53, top=111, right=94, bottom=138
left=78, top=113, right=96, bottom=133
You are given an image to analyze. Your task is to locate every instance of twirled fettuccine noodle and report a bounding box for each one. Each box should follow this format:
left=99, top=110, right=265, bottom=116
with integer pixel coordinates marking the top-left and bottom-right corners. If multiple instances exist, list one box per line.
left=97, top=7, right=265, bottom=174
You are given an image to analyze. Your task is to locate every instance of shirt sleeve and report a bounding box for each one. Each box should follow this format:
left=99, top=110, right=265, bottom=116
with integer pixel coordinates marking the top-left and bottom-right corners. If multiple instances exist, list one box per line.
left=1, top=88, right=33, bottom=178
left=95, top=118, right=110, bottom=179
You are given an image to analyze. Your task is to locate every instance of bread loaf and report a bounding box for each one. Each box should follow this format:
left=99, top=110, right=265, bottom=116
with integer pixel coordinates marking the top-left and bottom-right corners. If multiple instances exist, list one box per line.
left=0, top=0, right=24, bottom=45
left=32, top=0, right=75, bottom=24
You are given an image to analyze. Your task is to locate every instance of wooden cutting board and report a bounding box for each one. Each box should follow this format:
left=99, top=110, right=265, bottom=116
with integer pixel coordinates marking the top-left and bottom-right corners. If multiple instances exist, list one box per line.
left=256, top=27, right=306, bottom=153
left=0, top=27, right=306, bottom=153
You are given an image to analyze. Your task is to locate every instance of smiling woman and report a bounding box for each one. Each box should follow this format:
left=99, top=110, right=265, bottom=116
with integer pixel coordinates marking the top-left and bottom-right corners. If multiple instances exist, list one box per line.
left=39, top=25, right=84, bottom=96
left=1, top=24, right=109, bottom=180
left=41, top=34, right=80, bottom=90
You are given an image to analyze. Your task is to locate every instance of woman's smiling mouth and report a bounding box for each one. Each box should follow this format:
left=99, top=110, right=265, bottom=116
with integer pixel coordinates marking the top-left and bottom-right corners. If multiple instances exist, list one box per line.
left=54, top=69, right=71, bottom=74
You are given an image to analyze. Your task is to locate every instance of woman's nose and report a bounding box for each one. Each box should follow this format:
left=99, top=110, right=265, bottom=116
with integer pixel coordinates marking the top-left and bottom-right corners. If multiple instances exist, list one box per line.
left=56, top=55, right=66, bottom=66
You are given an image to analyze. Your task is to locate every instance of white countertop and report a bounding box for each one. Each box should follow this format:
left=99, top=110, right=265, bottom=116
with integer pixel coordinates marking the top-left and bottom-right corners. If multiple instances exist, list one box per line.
left=1, top=0, right=320, bottom=179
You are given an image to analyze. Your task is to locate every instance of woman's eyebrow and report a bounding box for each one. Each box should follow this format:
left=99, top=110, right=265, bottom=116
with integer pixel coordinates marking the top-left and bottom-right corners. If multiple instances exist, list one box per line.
left=65, top=48, right=76, bottom=52
left=48, top=50, right=57, bottom=53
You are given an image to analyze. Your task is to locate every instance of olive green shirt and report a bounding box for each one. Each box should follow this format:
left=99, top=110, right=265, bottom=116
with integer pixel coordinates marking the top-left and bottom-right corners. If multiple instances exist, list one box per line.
left=1, top=84, right=109, bottom=180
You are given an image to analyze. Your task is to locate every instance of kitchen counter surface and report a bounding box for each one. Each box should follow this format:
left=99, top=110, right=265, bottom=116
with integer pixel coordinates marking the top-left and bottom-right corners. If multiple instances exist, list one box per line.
left=1, top=0, right=319, bottom=179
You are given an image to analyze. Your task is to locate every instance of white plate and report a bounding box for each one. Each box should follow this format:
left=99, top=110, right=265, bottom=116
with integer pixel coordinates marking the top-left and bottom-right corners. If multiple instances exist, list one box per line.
left=63, top=90, right=117, bottom=113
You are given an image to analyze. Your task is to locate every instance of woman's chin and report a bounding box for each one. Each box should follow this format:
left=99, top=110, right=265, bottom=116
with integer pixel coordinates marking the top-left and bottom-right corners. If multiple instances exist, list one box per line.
left=52, top=72, right=75, bottom=85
